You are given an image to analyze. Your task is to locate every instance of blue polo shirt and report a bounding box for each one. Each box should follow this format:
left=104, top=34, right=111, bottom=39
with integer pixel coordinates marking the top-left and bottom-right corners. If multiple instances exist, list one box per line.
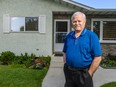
left=63, top=28, right=102, bottom=68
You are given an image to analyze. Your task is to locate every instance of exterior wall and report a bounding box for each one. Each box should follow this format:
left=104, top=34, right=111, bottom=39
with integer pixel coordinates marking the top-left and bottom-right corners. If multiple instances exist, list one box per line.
left=0, top=0, right=77, bottom=56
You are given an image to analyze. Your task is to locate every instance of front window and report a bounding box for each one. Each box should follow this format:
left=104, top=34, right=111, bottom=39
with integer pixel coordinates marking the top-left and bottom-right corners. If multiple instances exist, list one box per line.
left=103, top=21, right=116, bottom=40
left=92, top=19, right=116, bottom=43
left=11, top=17, right=38, bottom=32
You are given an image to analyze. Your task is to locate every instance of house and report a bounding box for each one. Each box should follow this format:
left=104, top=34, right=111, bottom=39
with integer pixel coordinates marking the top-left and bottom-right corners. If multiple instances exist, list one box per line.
left=0, top=0, right=116, bottom=56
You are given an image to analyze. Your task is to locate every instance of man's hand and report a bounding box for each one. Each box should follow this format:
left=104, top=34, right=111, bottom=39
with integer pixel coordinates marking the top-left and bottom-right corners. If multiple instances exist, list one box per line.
left=88, top=56, right=102, bottom=77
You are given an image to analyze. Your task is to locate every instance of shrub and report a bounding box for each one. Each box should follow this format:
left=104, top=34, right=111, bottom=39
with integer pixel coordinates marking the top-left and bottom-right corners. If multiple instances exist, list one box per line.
left=30, top=56, right=51, bottom=69
left=0, top=51, right=15, bottom=65
left=107, top=53, right=116, bottom=61
left=14, top=53, right=35, bottom=68
left=100, top=53, right=116, bottom=68
left=24, top=53, right=35, bottom=68
left=0, top=51, right=51, bottom=70
left=42, top=55, right=51, bottom=68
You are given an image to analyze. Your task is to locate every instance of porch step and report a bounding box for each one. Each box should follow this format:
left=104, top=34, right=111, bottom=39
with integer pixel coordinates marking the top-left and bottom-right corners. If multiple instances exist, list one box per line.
left=54, top=52, right=63, bottom=56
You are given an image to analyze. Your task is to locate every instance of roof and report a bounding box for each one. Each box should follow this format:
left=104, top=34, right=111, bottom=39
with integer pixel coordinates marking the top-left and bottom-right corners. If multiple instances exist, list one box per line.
left=53, top=0, right=116, bottom=15
left=63, top=0, right=95, bottom=10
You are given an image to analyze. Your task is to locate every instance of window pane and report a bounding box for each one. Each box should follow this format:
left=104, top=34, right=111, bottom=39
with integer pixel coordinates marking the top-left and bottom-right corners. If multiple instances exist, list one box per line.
left=103, top=21, right=116, bottom=40
left=56, top=33, right=67, bottom=43
left=93, top=21, right=100, bottom=39
left=56, top=21, right=67, bottom=32
left=11, top=17, right=25, bottom=32
left=25, top=17, right=38, bottom=31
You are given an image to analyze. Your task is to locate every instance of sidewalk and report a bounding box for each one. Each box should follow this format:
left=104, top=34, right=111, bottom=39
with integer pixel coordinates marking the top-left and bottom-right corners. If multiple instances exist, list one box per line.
left=42, top=56, right=116, bottom=87
left=93, top=67, right=116, bottom=87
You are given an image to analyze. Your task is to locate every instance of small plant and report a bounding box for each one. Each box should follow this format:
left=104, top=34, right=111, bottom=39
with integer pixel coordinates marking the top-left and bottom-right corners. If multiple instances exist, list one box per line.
left=100, top=53, right=116, bottom=68
left=0, top=51, right=15, bottom=65
left=30, top=56, right=51, bottom=69
left=107, top=53, right=116, bottom=61
left=24, top=53, right=35, bottom=68
left=14, top=53, right=35, bottom=68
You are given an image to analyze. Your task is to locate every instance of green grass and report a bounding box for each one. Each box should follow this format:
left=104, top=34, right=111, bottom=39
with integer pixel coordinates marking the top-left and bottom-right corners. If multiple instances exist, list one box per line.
left=101, top=82, right=116, bottom=87
left=0, top=65, right=48, bottom=87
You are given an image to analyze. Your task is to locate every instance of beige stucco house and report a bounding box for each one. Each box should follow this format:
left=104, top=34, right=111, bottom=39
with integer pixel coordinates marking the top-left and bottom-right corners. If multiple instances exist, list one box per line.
left=0, top=0, right=116, bottom=56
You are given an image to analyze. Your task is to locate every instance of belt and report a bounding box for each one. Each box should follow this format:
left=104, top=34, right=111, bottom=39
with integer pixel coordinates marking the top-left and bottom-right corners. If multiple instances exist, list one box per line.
left=66, top=65, right=90, bottom=71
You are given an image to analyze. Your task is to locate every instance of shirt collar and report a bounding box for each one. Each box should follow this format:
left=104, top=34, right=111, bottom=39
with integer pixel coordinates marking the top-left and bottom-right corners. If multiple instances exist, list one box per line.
left=70, top=28, right=87, bottom=38
left=80, top=28, right=87, bottom=36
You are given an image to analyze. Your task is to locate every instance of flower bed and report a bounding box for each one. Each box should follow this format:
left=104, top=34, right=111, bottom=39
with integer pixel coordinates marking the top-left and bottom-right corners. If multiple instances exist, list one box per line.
left=100, top=53, right=116, bottom=68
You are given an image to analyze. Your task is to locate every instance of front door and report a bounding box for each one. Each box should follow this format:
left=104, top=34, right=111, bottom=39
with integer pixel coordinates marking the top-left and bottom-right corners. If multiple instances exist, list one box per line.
left=54, top=19, right=70, bottom=52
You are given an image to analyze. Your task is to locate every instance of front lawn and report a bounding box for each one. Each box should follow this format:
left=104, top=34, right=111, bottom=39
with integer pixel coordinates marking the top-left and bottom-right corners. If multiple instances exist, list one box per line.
left=100, top=82, right=116, bottom=87
left=0, top=65, right=48, bottom=87
left=0, top=51, right=51, bottom=87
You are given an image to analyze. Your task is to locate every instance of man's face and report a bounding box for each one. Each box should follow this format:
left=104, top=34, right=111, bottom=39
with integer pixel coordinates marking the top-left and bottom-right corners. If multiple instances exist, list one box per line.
left=72, top=15, right=86, bottom=32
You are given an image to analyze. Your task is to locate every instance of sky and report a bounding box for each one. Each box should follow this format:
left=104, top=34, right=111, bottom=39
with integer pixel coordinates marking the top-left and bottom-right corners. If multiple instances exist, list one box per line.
left=73, top=0, right=116, bottom=9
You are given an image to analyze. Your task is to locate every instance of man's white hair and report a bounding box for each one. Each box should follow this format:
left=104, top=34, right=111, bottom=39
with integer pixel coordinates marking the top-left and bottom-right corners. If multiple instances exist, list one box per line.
left=71, top=11, right=86, bottom=21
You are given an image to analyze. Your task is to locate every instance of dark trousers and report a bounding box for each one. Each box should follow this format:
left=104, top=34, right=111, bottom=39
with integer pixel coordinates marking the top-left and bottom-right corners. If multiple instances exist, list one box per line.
left=63, top=64, right=93, bottom=87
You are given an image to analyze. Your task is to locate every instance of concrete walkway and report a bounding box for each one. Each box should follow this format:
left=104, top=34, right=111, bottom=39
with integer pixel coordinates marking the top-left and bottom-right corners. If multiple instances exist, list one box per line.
left=42, top=56, right=116, bottom=87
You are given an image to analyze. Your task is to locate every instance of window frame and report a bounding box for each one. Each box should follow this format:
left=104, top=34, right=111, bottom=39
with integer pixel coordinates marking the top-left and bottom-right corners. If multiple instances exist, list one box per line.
left=91, top=18, right=116, bottom=43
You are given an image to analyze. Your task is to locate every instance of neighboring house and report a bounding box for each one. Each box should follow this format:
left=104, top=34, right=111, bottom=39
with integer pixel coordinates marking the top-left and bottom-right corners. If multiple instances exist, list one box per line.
left=0, top=0, right=116, bottom=56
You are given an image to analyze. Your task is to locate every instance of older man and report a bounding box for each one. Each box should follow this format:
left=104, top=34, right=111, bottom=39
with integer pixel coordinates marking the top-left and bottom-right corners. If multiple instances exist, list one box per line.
left=63, top=11, right=102, bottom=87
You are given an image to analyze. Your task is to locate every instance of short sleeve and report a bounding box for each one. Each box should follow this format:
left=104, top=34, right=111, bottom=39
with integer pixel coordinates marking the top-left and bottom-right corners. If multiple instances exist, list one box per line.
left=63, top=37, right=67, bottom=53
left=91, top=32, right=102, bottom=57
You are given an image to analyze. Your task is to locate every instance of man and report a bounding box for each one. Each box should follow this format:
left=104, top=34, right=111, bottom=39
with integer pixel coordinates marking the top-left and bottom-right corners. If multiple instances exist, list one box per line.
left=63, top=11, right=102, bottom=87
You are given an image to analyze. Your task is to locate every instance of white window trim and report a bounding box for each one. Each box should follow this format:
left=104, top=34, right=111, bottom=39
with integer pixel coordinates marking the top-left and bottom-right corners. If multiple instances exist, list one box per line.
left=91, top=18, right=116, bottom=43
left=54, top=19, right=70, bottom=52
left=9, top=16, right=46, bottom=33
left=54, top=19, right=70, bottom=45
left=10, top=17, right=39, bottom=33
left=3, top=14, right=10, bottom=33
left=39, top=15, right=46, bottom=33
